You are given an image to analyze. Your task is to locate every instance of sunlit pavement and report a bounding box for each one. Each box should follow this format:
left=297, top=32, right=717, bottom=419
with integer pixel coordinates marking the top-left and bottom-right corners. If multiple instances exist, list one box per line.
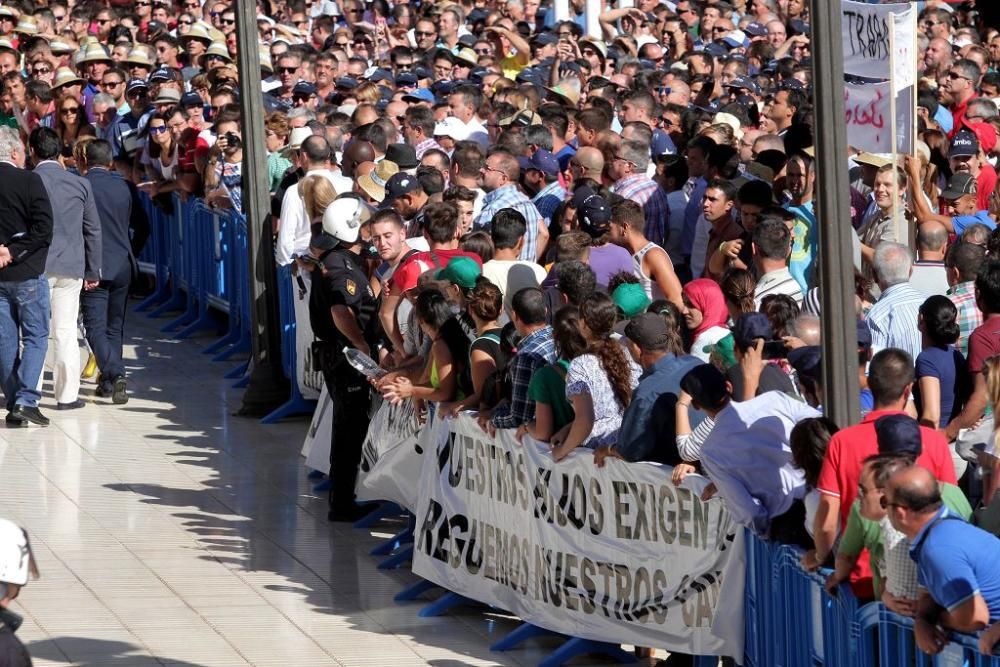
left=0, top=309, right=646, bottom=667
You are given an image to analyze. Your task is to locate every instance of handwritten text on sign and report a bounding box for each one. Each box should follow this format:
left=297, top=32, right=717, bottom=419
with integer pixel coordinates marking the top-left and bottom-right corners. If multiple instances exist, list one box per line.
left=846, top=81, right=892, bottom=153
left=841, top=0, right=915, bottom=85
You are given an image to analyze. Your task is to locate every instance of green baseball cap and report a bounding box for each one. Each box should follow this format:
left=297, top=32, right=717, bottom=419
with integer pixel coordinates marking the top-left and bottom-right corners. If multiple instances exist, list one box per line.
left=435, top=256, right=481, bottom=290
left=612, top=282, right=651, bottom=319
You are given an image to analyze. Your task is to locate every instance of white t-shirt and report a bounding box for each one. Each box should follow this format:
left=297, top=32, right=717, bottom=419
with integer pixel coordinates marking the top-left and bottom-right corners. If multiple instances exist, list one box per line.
left=482, top=259, right=547, bottom=319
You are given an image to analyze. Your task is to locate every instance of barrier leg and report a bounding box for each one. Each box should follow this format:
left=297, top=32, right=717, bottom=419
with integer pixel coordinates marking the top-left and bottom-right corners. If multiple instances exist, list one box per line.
left=393, top=579, right=438, bottom=602
left=161, top=291, right=199, bottom=332
left=377, top=545, right=412, bottom=570
left=370, top=520, right=414, bottom=556
left=224, top=359, right=249, bottom=380
left=134, top=279, right=170, bottom=312
left=260, top=381, right=316, bottom=424
left=490, top=622, right=562, bottom=652
left=232, top=374, right=250, bottom=389
left=202, top=326, right=241, bottom=355
left=537, top=639, right=635, bottom=667
left=417, top=592, right=477, bottom=617
left=212, top=332, right=251, bottom=361
left=352, top=502, right=402, bottom=529
left=174, top=308, right=216, bottom=340
left=148, top=287, right=186, bottom=318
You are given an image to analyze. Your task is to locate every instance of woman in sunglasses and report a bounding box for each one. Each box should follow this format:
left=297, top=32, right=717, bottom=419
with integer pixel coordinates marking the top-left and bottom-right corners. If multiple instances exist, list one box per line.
left=53, top=96, right=97, bottom=169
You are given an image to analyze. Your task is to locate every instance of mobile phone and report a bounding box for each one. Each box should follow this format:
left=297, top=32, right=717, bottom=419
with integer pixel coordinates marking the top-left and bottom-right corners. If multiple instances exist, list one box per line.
left=762, top=340, right=787, bottom=360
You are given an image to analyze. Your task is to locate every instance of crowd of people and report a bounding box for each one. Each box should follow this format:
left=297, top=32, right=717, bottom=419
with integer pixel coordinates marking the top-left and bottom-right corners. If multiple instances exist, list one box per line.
left=2, top=0, right=1000, bottom=663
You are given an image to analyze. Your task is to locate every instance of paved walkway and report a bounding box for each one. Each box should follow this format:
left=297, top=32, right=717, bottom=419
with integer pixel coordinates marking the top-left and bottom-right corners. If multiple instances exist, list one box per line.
left=0, top=310, right=640, bottom=667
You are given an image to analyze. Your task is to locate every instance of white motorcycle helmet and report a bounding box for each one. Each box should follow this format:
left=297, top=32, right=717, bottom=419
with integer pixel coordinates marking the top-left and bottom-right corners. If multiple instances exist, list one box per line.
left=321, top=197, right=371, bottom=245
left=0, top=519, right=35, bottom=587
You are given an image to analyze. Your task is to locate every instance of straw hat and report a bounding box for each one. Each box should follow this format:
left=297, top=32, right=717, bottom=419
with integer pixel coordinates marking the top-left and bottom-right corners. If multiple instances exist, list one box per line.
left=13, top=15, right=38, bottom=36
left=179, top=22, right=212, bottom=46
left=125, top=45, right=155, bottom=68
left=357, top=160, right=400, bottom=203
left=259, top=47, right=273, bottom=74
left=52, top=67, right=85, bottom=90
left=546, top=77, right=581, bottom=107
left=77, top=42, right=112, bottom=65
left=0, top=37, right=15, bottom=53
left=200, top=41, right=232, bottom=64
left=48, top=38, right=75, bottom=55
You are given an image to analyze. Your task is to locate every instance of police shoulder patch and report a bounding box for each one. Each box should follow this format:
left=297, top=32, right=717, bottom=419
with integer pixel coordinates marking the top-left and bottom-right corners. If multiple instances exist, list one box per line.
left=346, top=279, right=357, bottom=295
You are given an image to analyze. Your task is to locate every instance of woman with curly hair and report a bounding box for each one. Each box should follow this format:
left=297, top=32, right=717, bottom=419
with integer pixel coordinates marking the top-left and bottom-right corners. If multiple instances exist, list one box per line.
left=550, top=292, right=640, bottom=460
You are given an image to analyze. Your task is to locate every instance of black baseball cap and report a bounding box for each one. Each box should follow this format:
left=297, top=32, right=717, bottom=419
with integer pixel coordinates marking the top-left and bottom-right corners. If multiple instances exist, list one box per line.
left=680, top=364, right=730, bottom=410
left=940, top=172, right=977, bottom=200
left=572, top=188, right=611, bottom=238
left=384, top=173, right=421, bottom=202
left=624, top=313, right=670, bottom=349
left=949, top=130, right=978, bottom=158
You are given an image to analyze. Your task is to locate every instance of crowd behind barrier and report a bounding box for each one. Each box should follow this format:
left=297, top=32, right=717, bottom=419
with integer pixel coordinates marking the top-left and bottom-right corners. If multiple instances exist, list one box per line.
left=133, top=191, right=1000, bottom=666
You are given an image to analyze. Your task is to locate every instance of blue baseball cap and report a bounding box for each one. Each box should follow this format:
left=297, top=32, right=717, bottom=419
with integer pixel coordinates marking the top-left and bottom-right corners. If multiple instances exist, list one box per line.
left=396, top=72, right=417, bottom=87
left=335, top=76, right=359, bottom=89
left=519, top=149, right=560, bottom=177
left=402, top=88, right=435, bottom=104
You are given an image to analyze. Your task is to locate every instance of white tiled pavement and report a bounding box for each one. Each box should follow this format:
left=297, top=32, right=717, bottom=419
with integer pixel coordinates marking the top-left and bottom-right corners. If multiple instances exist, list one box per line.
left=0, top=309, right=656, bottom=667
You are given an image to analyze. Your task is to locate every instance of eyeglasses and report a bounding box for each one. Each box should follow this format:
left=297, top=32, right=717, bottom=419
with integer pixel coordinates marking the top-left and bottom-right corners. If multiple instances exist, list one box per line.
left=414, top=31, right=435, bottom=37
left=879, top=496, right=905, bottom=510
left=474, top=47, right=491, bottom=55
left=294, top=20, right=309, bottom=26
left=149, top=125, right=168, bottom=134
left=278, top=66, right=298, bottom=74
left=60, top=106, right=81, bottom=115
left=179, top=19, right=194, bottom=25
left=136, top=0, right=151, bottom=6
left=53, top=13, right=66, bottom=21
left=922, top=20, right=941, bottom=27
left=613, top=155, right=635, bottom=166
left=33, top=68, right=51, bottom=75
left=97, top=18, right=112, bottom=25
left=480, top=165, right=505, bottom=175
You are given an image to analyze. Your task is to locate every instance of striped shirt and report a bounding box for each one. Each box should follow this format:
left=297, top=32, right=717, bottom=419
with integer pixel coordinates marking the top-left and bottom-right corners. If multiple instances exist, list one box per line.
left=947, top=280, right=983, bottom=357
left=532, top=180, right=566, bottom=225
left=414, top=138, right=443, bottom=160
left=754, top=267, right=804, bottom=309
left=865, top=282, right=925, bottom=361
left=473, top=184, right=544, bottom=261
left=612, top=174, right=670, bottom=247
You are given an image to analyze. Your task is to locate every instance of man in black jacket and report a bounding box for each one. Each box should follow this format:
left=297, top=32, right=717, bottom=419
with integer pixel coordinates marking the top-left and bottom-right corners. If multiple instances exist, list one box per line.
left=0, top=126, right=54, bottom=427
left=80, top=140, right=150, bottom=405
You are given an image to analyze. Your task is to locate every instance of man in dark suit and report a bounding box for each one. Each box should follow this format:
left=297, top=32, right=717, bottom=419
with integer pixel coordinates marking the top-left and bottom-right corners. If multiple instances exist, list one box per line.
left=29, top=127, right=102, bottom=411
left=0, top=126, right=54, bottom=427
left=80, top=140, right=149, bottom=405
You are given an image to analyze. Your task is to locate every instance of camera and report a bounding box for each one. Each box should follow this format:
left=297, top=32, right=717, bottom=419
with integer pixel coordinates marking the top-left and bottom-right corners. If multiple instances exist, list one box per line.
left=223, top=131, right=242, bottom=150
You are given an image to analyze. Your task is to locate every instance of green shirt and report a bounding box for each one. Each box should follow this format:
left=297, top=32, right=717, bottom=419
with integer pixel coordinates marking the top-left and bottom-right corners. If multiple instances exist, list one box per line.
left=838, top=483, right=972, bottom=594
left=528, top=359, right=574, bottom=433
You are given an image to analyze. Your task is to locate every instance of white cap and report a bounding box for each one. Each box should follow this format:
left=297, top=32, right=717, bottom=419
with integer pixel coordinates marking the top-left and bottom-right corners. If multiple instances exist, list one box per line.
left=434, top=116, right=468, bottom=140
left=0, top=519, right=34, bottom=586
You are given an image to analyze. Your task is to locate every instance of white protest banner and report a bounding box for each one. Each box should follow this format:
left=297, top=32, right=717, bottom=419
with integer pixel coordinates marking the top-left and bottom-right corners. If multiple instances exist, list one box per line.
left=302, top=384, right=333, bottom=472
left=845, top=81, right=892, bottom=153
left=355, top=399, right=429, bottom=511
left=841, top=0, right=915, bottom=81
left=412, top=415, right=746, bottom=658
left=291, top=271, right=323, bottom=400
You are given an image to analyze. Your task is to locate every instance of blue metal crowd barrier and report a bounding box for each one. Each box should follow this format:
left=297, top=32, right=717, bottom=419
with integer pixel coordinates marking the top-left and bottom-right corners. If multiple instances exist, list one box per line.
left=134, top=192, right=313, bottom=419
left=742, top=531, right=1000, bottom=667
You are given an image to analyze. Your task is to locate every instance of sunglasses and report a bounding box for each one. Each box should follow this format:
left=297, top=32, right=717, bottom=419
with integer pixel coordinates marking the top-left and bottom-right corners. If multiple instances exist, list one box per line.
left=293, top=95, right=314, bottom=102
left=136, top=0, right=152, bottom=6
left=414, top=31, right=435, bottom=37
left=947, top=71, right=971, bottom=81
left=221, top=18, right=236, bottom=25
left=102, top=80, right=123, bottom=87
left=278, top=66, right=298, bottom=74
left=60, top=106, right=81, bottom=114
left=33, top=68, right=51, bottom=75
left=179, top=19, right=194, bottom=25
left=149, top=125, right=168, bottom=134
left=474, top=48, right=491, bottom=55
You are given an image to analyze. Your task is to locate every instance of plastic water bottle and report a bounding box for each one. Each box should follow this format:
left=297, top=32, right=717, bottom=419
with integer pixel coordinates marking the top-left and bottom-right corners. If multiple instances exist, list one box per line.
left=343, top=347, right=387, bottom=379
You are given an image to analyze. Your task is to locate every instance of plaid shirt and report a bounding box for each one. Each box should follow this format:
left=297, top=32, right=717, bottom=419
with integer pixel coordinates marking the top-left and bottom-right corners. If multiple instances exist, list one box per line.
left=612, top=174, right=670, bottom=247
left=414, top=138, right=443, bottom=160
left=474, top=184, right=544, bottom=260
left=532, top=180, right=566, bottom=225
left=491, top=326, right=557, bottom=429
left=947, top=280, right=983, bottom=357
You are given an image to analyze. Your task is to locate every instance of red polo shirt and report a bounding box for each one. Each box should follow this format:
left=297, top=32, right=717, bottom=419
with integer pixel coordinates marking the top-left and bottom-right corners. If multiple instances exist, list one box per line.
left=815, top=409, right=957, bottom=597
left=949, top=93, right=978, bottom=139
left=977, top=164, right=998, bottom=212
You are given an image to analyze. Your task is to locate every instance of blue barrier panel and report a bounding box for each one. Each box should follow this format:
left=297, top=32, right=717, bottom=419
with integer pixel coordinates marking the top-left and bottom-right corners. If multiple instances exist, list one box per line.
left=147, top=195, right=186, bottom=318
left=260, top=263, right=315, bottom=423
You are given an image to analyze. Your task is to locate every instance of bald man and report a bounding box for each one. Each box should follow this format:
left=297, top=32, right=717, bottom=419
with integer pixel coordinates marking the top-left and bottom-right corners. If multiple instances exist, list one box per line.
left=568, top=146, right=604, bottom=185
left=885, top=465, right=1000, bottom=656
left=341, top=141, right=375, bottom=178
left=910, top=220, right=950, bottom=296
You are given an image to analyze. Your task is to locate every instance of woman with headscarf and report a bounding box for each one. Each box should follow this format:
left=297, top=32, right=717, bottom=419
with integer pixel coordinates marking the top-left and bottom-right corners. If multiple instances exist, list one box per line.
left=682, top=279, right=734, bottom=366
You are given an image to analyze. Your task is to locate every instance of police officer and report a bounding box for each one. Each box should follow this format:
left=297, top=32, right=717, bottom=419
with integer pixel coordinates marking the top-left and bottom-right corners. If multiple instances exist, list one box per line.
left=306, top=196, right=378, bottom=522
left=0, top=518, right=37, bottom=667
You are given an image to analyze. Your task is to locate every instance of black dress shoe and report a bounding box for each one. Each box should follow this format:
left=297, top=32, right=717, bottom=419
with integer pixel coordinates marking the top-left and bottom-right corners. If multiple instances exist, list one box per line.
left=56, top=400, right=86, bottom=410
left=5, top=413, right=26, bottom=427
left=112, top=376, right=128, bottom=405
left=9, top=405, right=49, bottom=427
